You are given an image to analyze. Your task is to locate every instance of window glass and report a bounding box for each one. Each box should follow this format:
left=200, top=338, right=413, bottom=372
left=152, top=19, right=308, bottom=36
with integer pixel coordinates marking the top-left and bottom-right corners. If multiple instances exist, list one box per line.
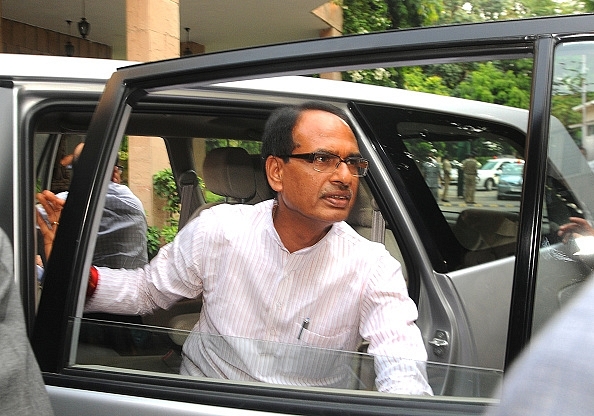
left=34, top=132, right=85, bottom=308
left=533, top=40, right=594, bottom=336
left=357, top=103, right=526, bottom=272
left=64, top=98, right=512, bottom=398
left=71, top=318, right=501, bottom=397
left=350, top=58, right=529, bottom=377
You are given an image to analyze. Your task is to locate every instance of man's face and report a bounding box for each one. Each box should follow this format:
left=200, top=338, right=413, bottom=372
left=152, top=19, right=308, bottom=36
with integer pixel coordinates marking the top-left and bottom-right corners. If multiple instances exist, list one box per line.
left=272, top=109, right=360, bottom=228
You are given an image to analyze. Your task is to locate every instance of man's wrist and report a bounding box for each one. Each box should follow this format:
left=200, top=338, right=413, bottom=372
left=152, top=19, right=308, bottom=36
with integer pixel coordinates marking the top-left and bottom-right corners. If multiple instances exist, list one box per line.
left=87, top=266, right=98, bottom=298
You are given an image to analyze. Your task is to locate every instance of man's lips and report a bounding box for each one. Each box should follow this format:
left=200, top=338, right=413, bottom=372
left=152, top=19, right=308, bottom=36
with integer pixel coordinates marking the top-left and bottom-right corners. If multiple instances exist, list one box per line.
left=321, top=190, right=352, bottom=207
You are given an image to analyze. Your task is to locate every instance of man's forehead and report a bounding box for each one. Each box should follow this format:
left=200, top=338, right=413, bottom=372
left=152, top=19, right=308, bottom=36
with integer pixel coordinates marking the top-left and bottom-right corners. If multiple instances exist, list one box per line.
left=294, top=110, right=354, bottom=137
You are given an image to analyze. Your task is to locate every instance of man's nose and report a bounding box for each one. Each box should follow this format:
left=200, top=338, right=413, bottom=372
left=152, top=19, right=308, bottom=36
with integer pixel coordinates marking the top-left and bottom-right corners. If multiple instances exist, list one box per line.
left=331, top=160, right=353, bottom=183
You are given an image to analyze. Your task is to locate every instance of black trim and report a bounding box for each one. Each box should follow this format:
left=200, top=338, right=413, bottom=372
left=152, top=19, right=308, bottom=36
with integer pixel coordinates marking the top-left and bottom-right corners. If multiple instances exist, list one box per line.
left=113, top=15, right=594, bottom=91
left=504, top=36, right=556, bottom=368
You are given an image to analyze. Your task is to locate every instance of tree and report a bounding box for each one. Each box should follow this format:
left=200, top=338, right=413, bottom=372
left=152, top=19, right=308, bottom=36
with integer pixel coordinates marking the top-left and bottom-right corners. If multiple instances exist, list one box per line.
left=342, top=0, right=391, bottom=34
left=455, top=61, right=531, bottom=108
left=386, top=0, right=442, bottom=28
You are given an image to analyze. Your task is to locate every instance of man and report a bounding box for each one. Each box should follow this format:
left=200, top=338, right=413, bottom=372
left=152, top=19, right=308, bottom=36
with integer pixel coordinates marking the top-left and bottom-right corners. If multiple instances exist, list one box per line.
left=0, top=228, right=54, bottom=415
left=37, top=143, right=148, bottom=269
left=462, top=153, right=480, bottom=204
left=40, top=102, right=432, bottom=394
left=441, top=154, right=452, bottom=202
left=422, top=154, right=440, bottom=201
left=486, top=271, right=594, bottom=415
left=38, top=142, right=148, bottom=351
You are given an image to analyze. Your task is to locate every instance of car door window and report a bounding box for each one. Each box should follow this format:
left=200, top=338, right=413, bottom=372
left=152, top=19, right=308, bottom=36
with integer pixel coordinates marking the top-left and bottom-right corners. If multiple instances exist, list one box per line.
left=353, top=99, right=526, bottom=273
left=533, top=40, right=594, bottom=336
left=39, top=99, right=506, bottom=401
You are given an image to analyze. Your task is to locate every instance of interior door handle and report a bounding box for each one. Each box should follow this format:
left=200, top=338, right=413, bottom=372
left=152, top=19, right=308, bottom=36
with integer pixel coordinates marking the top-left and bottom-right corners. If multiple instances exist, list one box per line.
left=429, top=330, right=450, bottom=357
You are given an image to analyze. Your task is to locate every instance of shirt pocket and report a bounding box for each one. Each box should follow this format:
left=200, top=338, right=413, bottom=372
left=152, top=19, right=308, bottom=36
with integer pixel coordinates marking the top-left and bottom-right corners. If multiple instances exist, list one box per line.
left=298, top=324, right=354, bottom=350
left=274, top=325, right=357, bottom=386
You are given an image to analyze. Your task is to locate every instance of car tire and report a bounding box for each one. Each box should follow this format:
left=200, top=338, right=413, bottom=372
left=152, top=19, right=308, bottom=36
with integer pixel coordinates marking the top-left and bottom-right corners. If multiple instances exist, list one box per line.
left=485, top=178, right=495, bottom=191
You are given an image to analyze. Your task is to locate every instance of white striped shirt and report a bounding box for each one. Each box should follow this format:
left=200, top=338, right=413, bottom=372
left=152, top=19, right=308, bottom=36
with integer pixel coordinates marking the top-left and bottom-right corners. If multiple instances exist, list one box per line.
left=86, top=200, right=432, bottom=395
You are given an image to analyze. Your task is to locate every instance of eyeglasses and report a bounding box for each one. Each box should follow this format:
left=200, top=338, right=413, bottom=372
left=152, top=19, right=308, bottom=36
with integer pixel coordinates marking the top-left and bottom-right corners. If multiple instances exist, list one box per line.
left=279, top=151, right=369, bottom=177
left=115, top=165, right=124, bottom=173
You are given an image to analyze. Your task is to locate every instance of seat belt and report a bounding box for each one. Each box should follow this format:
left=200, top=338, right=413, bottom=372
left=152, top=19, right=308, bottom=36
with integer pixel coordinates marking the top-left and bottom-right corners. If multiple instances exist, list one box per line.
left=178, top=170, right=203, bottom=230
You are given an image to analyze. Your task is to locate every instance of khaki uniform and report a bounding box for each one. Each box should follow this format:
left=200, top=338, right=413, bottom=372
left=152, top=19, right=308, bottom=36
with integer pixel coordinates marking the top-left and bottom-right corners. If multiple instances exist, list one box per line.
left=462, top=157, right=480, bottom=203
left=441, top=159, right=451, bottom=201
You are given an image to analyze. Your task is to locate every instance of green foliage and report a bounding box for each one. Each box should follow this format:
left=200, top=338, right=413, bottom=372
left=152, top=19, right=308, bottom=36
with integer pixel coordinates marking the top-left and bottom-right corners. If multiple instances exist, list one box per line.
left=387, top=0, right=441, bottom=28
left=454, top=62, right=531, bottom=109
left=402, top=66, right=451, bottom=95
left=147, top=226, right=162, bottom=259
left=147, top=168, right=183, bottom=258
left=343, top=0, right=398, bottom=86
left=161, top=224, right=179, bottom=244
left=153, top=168, right=181, bottom=216
left=343, top=0, right=391, bottom=34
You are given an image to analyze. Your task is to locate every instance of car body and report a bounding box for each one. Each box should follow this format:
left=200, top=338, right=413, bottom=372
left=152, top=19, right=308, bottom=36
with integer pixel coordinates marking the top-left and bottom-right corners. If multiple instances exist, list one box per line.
left=497, top=162, right=525, bottom=200
left=2, top=14, right=594, bottom=416
left=477, top=158, right=525, bottom=191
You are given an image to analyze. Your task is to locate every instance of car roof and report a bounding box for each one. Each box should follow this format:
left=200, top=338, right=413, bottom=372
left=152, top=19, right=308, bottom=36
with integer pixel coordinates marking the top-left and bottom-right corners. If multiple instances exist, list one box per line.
left=0, top=53, right=134, bottom=82
left=213, top=75, right=531, bottom=134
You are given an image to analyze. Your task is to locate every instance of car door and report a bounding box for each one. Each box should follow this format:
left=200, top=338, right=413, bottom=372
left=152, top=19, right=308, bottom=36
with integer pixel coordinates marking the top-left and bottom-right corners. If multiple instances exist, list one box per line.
left=31, top=14, right=594, bottom=416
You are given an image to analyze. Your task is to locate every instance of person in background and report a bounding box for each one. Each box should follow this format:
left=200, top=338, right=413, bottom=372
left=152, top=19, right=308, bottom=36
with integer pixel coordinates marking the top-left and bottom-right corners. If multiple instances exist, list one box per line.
left=441, top=154, right=452, bottom=202
left=462, top=153, right=480, bottom=204
left=422, top=153, right=440, bottom=201
left=37, top=143, right=147, bottom=269
left=37, top=142, right=148, bottom=352
left=485, top=272, right=594, bottom=416
left=0, top=227, right=54, bottom=415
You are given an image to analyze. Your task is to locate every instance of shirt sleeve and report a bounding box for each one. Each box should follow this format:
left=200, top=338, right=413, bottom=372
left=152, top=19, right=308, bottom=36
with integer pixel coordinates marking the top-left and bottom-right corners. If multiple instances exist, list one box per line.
left=359, top=253, right=433, bottom=395
left=85, top=210, right=210, bottom=315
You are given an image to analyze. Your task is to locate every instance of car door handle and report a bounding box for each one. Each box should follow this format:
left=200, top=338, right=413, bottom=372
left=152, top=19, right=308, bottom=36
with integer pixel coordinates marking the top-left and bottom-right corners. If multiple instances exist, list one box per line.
left=429, top=338, right=448, bottom=347
left=429, top=330, right=449, bottom=357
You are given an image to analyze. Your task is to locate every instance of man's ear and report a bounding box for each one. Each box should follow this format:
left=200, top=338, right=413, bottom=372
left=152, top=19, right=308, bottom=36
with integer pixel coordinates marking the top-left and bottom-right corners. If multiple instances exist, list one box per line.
left=265, top=156, right=283, bottom=193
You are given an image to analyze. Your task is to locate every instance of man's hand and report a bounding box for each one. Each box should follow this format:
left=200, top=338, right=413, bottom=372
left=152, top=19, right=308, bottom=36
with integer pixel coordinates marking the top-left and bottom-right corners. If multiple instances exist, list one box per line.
left=36, top=190, right=65, bottom=260
left=558, top=216, right=594, bottom=243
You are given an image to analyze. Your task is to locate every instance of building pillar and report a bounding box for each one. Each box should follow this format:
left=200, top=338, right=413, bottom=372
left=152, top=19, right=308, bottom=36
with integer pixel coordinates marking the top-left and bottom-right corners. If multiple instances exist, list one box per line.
left=126, top=0, right=180, bottom=227
left=0, top=0, right=3, bottom=51
left=312, top=2, right=343, bottom=81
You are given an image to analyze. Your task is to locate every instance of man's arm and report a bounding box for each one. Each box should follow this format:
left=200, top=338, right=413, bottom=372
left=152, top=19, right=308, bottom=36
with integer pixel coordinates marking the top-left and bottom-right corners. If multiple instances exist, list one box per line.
left=85, top=209, right=208, bottom=315
left=359, top=254, right=433, bottom=395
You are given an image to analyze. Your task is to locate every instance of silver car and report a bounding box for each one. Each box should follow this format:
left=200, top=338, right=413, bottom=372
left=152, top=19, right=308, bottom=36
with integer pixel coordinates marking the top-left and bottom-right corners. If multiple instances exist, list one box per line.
left=4, top=14, right=594, bottom=416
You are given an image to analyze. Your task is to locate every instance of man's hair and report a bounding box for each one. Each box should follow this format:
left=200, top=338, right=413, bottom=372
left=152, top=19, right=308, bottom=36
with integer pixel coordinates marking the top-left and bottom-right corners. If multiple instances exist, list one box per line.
left=261, top=101, right=355, bottom=161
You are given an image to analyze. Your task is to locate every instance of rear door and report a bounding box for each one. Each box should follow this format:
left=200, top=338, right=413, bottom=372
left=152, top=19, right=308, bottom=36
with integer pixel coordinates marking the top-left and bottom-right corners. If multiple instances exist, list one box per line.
left=31, top=14, right=594, bottom=416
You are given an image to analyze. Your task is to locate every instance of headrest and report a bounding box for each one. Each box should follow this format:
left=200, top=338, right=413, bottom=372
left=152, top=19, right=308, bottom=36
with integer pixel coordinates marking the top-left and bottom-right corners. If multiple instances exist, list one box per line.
left=453, top=209, right=519, bottom=250
left=202, top=147, right=256, bottom=201
left=347, top=184, right=373, bottom=228
left=249, top=155, right=275, bottom=204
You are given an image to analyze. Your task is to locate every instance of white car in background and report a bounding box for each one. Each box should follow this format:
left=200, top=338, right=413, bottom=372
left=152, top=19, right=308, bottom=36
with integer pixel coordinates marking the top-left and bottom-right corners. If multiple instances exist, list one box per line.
left=477, top=157, right=525, bottom=191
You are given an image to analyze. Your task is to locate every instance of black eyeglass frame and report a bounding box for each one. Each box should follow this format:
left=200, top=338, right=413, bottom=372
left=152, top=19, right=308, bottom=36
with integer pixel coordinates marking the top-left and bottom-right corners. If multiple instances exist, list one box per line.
left=278, top=151, right=369, bottom=177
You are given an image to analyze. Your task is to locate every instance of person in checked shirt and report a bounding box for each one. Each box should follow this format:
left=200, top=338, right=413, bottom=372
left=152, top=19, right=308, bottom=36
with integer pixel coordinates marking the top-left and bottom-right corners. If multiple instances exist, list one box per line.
left=39, top=101, right=432, bottom=395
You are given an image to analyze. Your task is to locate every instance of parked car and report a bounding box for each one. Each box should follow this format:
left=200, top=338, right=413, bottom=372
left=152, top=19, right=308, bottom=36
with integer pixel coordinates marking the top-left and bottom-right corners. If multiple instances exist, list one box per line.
left=497, top=162, right=525, bottom=200
left=3, top=14, right=594, bottom=416
left=477, top=158, right=524, bottom=191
